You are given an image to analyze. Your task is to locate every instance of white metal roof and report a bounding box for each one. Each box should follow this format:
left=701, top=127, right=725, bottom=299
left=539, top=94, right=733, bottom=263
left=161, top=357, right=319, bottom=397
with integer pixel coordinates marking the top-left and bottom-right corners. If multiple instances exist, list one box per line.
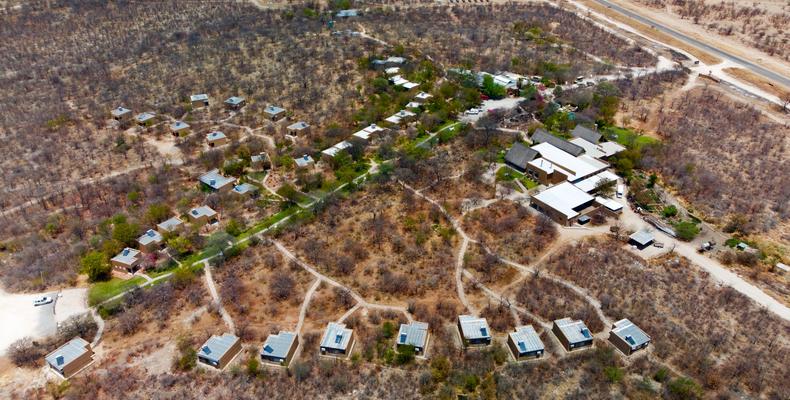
left=531, top=142, right=608, bottom=182
left=206, top=131, right=226, bottom=141
left=261, top=331, right=298, bottom=359
left=45, top=337, right=90, bottom=370
left=157, top=217, right=183, bottom=232
left=190, top=94, right=209, bottom=102
left=629, top=230, right=654, bottom=246
left=554, top=318, right=592, bottom=345
left=384, top=67, right=400, bottom=75
left=198, top=334, right=239, bottom=363
left=287, top=121, right=309, bottom=130
left=402, top=82, right=419, bottom=89
left=509, top=325, right=544, bottom=354
left=397, top=322, right=429, bottom=348
left=294, top=154, right=315, bottom=167
left=170, top=121, right=190, bottom=131
left=189, top=205, right=217, bottom=219
left=111, top=107, right=131, bottom=117
left=137, top=229, right=163, bottom=246
left=610, top=319, right=650, bottom=349
left=320, top=322, right=352, bottom=351
left=321, top=141, right=352, bottom=157
left=199, top=169, right=235, bottom=190
left=573, top=170, right=619, bottom=193
left=458, top=315, right=491, bottom=340
left=528, top=158, right=554, bottom=174
left=595, top=197, right=623, bottom=212
left=532, top=182, right=595, bottom=219
left=111, top=247, right=140, bottom=265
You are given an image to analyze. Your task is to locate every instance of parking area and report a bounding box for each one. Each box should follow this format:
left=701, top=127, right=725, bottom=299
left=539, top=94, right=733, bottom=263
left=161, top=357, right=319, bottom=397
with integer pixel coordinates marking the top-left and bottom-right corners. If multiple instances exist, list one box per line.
left=0, top=287, right=88, bottom=355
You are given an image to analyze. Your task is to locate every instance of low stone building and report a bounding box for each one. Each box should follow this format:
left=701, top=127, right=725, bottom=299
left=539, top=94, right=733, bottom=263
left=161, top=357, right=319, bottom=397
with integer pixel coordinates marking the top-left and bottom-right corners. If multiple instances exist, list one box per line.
left=608, top=319, right=651, bottom=356
left=507, top=325, right=545, bottom=360
left=224, top=96, right=246, bottom=110
left=190, top=94, right=209, bottom=108
left=111, top=247, right=141, bottom=273
left=206, top=131, right=228, bottom=147
left=136, top=229, right=164, bottom=253
left=457, top=315, right=492, bottom=347
left=320, top=322, right=354, bottom=357
left=396, top=322, right=429, bottom=354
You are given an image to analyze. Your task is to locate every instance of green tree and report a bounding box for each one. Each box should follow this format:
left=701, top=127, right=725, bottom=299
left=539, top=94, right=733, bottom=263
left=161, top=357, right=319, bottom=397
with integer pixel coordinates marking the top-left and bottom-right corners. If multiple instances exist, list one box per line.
left=144, top=203, right=170, bottom=225
left=167, top=236, right=192, bottom=256
left=112, top=222, right=139, bottom=247
left=81, top=251, right=111, bottom=282
left=225, top=219, right=244, bottom=236
left=394, top=345, right=415, bottom=365
left=481, top=75, right=506, bottom=100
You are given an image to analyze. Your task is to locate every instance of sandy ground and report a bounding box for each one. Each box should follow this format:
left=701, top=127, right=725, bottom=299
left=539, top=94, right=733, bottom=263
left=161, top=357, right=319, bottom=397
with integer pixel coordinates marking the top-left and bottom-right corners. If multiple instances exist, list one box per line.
left=0, top=287, right=88, bottom=355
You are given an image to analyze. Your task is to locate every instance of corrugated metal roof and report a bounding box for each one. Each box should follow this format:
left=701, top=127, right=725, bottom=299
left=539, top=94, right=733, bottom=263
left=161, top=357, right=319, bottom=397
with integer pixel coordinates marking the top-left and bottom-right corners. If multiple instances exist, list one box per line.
left=191, top=94, right=209, bottom=102
left=288, top=121, right=309, bottom=130
left=532, top=129, right=585, bottom=157
left=260, top=331, right=297, bottom=359
left=45, top=337, right=90, bottom=369
left=207, top=131, right=226, bottom=141
left=198, top=334, right=239, bottom=363
left=505, top=143, right=539, bottom=170
left=571, top=125, right=602, bottom=144
left=611, top=319, right=650, bottom=349
left=554, top=318, right=592, bottom=345
left=397, top=322, right=428, bottom=348
left=264, top=105, right=286, bottom=115
left=320, top=322, right=352, bottom=351
left=459, top=315, right=491, bottom=340
left=225, top=96, right=245, bottom=105
left=294, top=155, right=314, bottom=167
left=509, top=325, right=544, bottom=354
left=189, top=205, right=217, bottom=219
left=629, top=230, right=654, bottom=246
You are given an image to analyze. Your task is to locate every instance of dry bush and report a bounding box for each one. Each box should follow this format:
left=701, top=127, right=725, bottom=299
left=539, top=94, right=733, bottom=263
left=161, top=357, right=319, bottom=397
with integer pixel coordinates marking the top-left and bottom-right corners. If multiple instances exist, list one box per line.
left=643, top=88, right=790, bottom=232
left=479, top=302, right=516, bottom=332
left=515, top=275, right=604, bottom=332
left=269, top=271, right=296, bottom=302
left=543, top=237, right=790, bottom=397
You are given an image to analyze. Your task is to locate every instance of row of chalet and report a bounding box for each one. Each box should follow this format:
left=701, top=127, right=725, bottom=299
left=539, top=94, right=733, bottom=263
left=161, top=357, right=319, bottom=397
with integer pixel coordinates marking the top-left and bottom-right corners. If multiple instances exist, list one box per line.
left=503, top=125, right=626, bottom=226
left=318, top=91, right=433, bottom=163
left=110, top=95, right=249, bottom=124
left=458, top=315, right=650, bottom=359
left=46, top=315, right=648, bottom=379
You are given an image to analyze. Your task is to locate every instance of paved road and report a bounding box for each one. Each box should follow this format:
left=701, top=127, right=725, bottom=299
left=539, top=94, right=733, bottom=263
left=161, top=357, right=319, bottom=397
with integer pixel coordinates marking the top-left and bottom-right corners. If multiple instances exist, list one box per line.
left=592, top=0, right=790, bottom=88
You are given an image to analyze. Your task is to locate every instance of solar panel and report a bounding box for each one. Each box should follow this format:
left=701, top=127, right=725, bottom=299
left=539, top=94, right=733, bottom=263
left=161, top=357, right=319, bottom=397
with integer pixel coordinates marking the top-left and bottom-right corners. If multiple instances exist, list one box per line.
left=263, top=345, right=273, bottom=353
left=202, top=346, right=211, bottom=354
left=518, top=342, right=527, bottom=352
left=580, top=328, right=591, bottom=339
left=335, top=334, right=343, bottom=344
left=480, top=328, right=488, bottom=337
left=400, top=334, right=407, bottom=343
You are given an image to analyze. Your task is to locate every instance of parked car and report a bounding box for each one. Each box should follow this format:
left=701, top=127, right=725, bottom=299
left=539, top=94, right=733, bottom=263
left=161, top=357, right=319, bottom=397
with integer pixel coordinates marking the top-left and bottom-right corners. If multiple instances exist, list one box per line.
left=33, top=296, right=53, bottom=306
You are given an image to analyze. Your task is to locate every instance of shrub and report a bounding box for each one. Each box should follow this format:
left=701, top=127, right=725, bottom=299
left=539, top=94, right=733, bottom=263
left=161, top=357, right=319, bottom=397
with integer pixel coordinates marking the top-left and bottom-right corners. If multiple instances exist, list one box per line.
left=674, top=221, right=700, bottom=241
left=667, top=377, right=703, bottom=399
left=653, top=367, right=669, bottom=382
left=662, top=205, right=678, bottom=218
left=604, top=366, right=624, bottom=383
left=173, top=336, right=196, bottom=372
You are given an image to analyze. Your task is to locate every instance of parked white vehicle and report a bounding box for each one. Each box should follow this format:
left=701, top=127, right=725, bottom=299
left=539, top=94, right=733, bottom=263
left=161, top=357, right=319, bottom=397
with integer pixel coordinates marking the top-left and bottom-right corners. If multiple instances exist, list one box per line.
left=33, top=296, right=53, bottom=306
left=616, top=184, right=624, bottom=198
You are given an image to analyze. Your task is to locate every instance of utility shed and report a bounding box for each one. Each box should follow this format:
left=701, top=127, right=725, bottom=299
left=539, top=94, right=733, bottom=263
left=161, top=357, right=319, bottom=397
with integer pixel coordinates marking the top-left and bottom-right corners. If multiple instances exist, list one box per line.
left=260, top=331, right=299, bottom=365
left=531, top=129, right=584, bottom=157
left=45, top=337, right=94, bottom=379
left=198, top=334, right=242, bottom=370
left=629, top=230, right=655, bottom=250
left=508, top=325, right=545, bottom=360
left=504, top=142, right=538, bottom=172
left=552, top=318, right=593, bottom=352
left=608, top=319, right=650, bottom=355
left=457, top=315, right=492, bottom=347
left=397, top=322, right=429, bottom=354
left=320, top=322, right=354, bottom=356
left=570, top=124, right=602, bottom=144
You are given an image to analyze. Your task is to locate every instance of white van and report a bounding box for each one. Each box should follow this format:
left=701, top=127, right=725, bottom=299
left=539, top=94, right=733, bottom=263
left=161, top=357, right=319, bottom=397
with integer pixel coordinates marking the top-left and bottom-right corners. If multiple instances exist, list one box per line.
left=616, top=184, right=624, bottom=198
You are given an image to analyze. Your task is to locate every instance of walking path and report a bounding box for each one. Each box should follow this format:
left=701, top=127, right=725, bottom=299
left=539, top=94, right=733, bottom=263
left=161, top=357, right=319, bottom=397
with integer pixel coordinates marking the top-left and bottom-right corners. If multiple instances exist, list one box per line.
left=202, top=260, right=235, bottom=332
left=296, top=279, right=321, bottom=334
left=273, top=241, right=413, bottom=323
